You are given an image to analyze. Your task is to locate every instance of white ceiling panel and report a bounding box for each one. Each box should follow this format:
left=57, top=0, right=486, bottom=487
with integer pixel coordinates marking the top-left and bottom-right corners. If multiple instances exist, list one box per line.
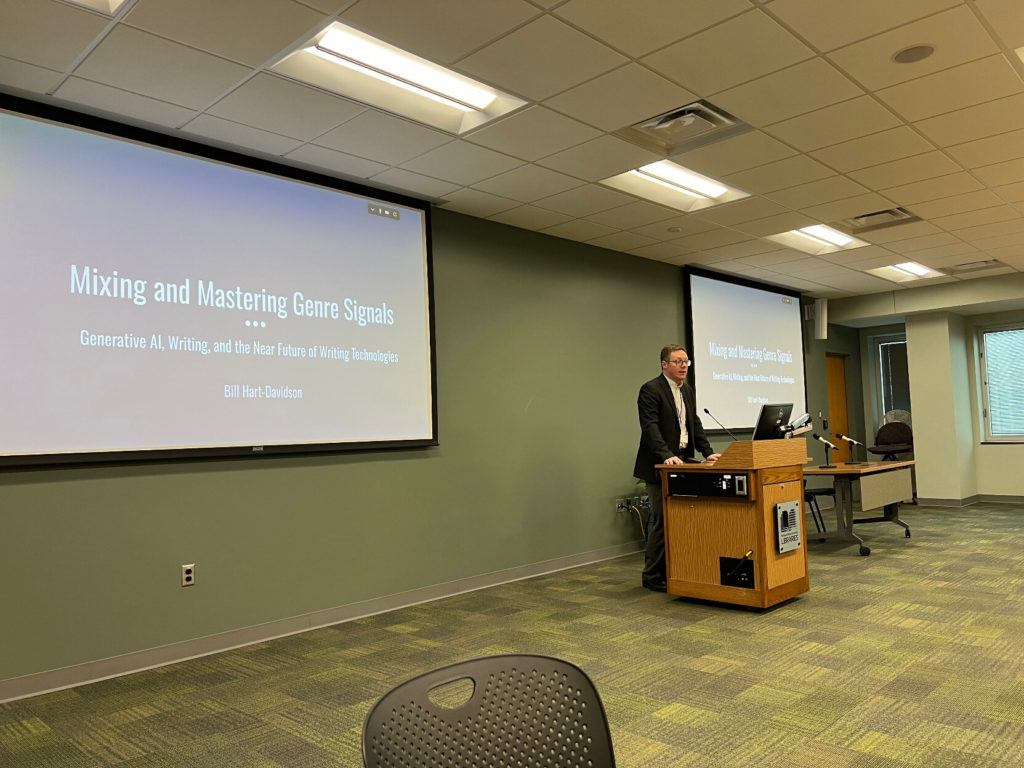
left=826, top=6, right=998, bottom=91
left=182, top=114, right=302, bottom=155
left=586, top=231, right=660, bottom=252
left=672, top=228, right=752, bottom=251
left=537, top=135, right=661, bottom=181
left=339, top=0, right=539, bottom=64
left=712, top=58, right=863, bottom=126
left=994, top=181, right=1024, bottom=203
left=975, top=0, right=1024, bottom=50
left=314, top=110, right=451, bottom=164
left=763, top=96, right=901, bottom=151
left=848, top=151, right=961, bottom=189
left=931, top=206, right=1022, bottom=233
left=906, top=190, right=1004, bottom=220
left=767, top=0, right=962, bottom=53
left=733, top=211, right=818, bottom=237
left=74, top=26, right=250, bottom=109
left=0, top=56, right=62, bottom=94
left=487, top=205, right=574, bottom=230
left=629, top=215, right=717, bottom=241
left=440, top=188, right=520, bottom=217
left=973, top=158, right=1024, bottom=188
left=876, top=232, right=958, bottom=254
left=285, top=143, right=389, bottom=179
left=544, top=64, right=697, bottom=132
left=811, top=127, right=935, bottom=173
left=1, top=0, right=109, bottom=72
left=723, top=154, right=834, bottom=194
left=946, top=128, right=1024, bottom=169
left=693, top=197, right=790, bottom=227
left=881, top=172, right=984, bottom=205
left=400, top=141, right=522, bottom=185
left=533, top=185, right=636, bottom=217
left=913, top=93, right=1024, bottom=147
left=541, top=218, right=619, bottom=242
left=798, top=193, right=896, bottom=224
left=54, top=77, right=196, bottom=127
left=585, top=201, right=678, bottom=230
left=464, top=107, right=601, bottom=162
left=455, top=15, right=626, bottom=101
left=628, top=241, right=695, bottom=262
left=642, top=10, right=813, bottom=96
left=555, top=0, right=751, bottom=58
left=876, top=55, right=1024, bottom=122
left=125, top=0, right=327, bottom=67
left=471, top=164, right=582, bottom=202
left=766, top=175, right=869, bottom=209
left=208, top=74, right=365, bottom=141
left=860, top=220, right=940, bottom=243
left=367, top=167, right=459, bottom=197
left=671, top=131, right=797, bottom=177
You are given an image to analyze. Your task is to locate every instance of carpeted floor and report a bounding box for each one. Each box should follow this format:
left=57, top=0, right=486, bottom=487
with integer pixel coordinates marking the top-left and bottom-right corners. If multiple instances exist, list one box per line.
left=4, top=503, right=1024, bottom=767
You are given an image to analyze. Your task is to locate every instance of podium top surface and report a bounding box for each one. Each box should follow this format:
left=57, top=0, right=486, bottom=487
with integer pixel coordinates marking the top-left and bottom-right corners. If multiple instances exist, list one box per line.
left=655, top=438, right=808, bottom=471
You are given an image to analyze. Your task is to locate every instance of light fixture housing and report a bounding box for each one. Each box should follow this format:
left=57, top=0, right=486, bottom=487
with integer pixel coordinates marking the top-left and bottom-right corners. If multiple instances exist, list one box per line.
left=63, top=0, right=130, bottom=14
left=271, top=22, right=526, bottom=134
left=767, top=224, right=867, bottom=255
left=866, top=261, right=944, bottom=282
left=601, top=160, right=748, bottom=212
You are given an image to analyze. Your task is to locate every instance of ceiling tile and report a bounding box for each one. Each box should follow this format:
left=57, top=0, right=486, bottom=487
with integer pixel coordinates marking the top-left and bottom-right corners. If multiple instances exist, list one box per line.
left=544, top=64, right=696, bottom=132
left=712, top=58, right=863, bottom=126
left=973, top=157, right=1024, bottom=187
left=314, top=110, right=451, bottom=164
left=586, top=231, right=660, bottom=252
left=124, top=0, right=327, bottom=67
left=585, top=201, right=678, bottom=229
left=767, top=0, right=961, bottom=52
left=488, top=205, right=574, bottom=230
left=285, top=143, right=389, bottom=178
left=471, top=164, right=583, bottom=202
left=913, top=93, right=1024, bottom=147
left=860, top=220, right=939, bottom=243
left=994, top=180, right=1024, bottom=203
left=464, top=106, right=601, bottom=162
left=440, top=188, right=520, bottom=217
left=0, top=56, right=61, bottom=93
left=628, top=241, right=694, bottom=262
left=455, top=15, right=627, bottom=101
left=541, top=219, right=620, bottom=242
left=975, top=0, right=1024, bottom=50
left=629, top=215, right=717, bottom=241
left=54, top=77, right=196, bottom=127
left=693, top=197, right=790, bottom=226
left=848, top=151, right=961, bottom=189
left=401, top=141, right=522, bottom=185
left=827, top=6, right=998, bottom=91
left=702, top=240, right=782, bottom=259
left=951, top=217, right=1024, bottom=242
left=931, top=206, right=1022, bottom=233
left=723, top=154, right=834, bottom=194
left=811, top=127, right=935, bottom=173
left=182, top=114, right=302, bottom=155
left=671, top=131, right=797, bottom=177
left=208, top=74, right=365, bottom=141
left=0, top=0, right=108, bottom=72
left=882, top=231, right=957, bottom=253
left=766, top=175, right=868, bottom=209
left=974, top=231, right=1024, bottom=250
left=339, top=0, right=538, bottom=64
left=732, top=212, right=818, bottom=237
left=643, top=10, right=814, bottom=95
left=367, top=167, right=459, bottom=197
left=533, top=185, right=636, bottom=217
left=946, top=128, right=1024, bottom=169
left=74, top=26, right=250, bottom=109
left=763, top=96, right=901, bottom=151
left=554, top=0, right=751, bottom=58
left=908, top=190, right=1005, bottom=219
left=537, top=135, right=661, bottom=181
left=881, top=172, right=984, bottom=205
left=672, top=228, right=751, bottom=251
left=738, top=249, right=812, bottom=267
left=876, top=55, right=1024, bottom=122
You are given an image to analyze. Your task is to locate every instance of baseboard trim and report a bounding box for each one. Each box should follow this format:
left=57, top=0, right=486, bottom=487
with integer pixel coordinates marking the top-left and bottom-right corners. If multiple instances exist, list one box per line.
left=917, top=495, right=981, bottom=507
left=0, top=541, right=642, bottom=704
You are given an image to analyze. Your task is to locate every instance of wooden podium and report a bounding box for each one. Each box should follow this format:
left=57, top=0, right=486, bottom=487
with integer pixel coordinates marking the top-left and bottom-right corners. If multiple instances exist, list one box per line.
left=658, top=439, right=809, bottom=609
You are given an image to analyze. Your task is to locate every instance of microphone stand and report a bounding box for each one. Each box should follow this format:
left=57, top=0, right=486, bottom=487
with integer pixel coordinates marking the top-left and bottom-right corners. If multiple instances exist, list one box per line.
left=820, top=443, right=836, bottom=469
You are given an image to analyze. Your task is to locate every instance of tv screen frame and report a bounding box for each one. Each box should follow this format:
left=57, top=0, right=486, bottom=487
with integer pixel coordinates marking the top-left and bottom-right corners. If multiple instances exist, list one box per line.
left=751, top=403, right=794, bottom=441
left=0, top=94, right=438, bottom=467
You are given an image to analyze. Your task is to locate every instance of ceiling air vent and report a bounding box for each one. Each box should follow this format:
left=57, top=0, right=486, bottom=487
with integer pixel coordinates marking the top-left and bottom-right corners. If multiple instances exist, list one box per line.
left=615, top=100, right=752, bottom=154
left=838, top=207, right=921, bottom=234
left=945, top=259, right=1006, bottom=274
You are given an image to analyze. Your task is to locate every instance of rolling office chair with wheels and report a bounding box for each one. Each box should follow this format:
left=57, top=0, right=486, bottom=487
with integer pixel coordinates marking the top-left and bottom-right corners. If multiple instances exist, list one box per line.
left=363, top=654, right=617, bottom=768
left=868, top=421, right=913, bottom=461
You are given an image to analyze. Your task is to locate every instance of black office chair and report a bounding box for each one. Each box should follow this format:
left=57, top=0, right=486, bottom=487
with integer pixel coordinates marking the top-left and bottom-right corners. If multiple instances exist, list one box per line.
left=868, top=421, right=913, bottom=461
left=804, top=483, right=833, bottom=534
left=363, top=654, right=617, bottom=768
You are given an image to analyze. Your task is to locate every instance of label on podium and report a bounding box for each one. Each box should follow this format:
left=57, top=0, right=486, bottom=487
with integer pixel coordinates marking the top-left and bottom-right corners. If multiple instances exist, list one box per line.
left=775, top=500, right=802, bottom=553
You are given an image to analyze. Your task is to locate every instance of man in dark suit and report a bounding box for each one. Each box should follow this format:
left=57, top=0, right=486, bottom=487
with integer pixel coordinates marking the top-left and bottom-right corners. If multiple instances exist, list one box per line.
left=634, top=345, right=720, bottom=592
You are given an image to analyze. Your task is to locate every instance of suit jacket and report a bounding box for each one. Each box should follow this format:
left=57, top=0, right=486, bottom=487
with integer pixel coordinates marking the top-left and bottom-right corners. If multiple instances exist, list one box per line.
left=632, top=374, right=713, bottom=483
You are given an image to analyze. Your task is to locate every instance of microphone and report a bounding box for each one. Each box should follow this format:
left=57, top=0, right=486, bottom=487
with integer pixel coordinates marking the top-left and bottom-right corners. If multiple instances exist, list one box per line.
left=812, top=433, right=838, bottom=450
left=834, top=433, right=863, bottom=446
left=702, top=408, right=738, bottom=441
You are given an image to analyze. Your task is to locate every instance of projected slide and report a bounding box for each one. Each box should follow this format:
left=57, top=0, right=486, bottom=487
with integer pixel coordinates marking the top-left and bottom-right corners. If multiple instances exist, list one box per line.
left=688, top=272, right=806, bottom=431
left=0, top=107, right=434, bottom=461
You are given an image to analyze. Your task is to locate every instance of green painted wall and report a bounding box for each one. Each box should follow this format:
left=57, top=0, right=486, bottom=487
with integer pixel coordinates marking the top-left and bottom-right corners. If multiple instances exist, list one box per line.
left=0, top=210, right=693, bottom=682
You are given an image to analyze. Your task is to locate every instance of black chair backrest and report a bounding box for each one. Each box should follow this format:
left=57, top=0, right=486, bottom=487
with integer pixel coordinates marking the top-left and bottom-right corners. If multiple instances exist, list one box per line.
left=875, top=421, right=912, bottom=446
left=363, top=654, right=616, bottom=768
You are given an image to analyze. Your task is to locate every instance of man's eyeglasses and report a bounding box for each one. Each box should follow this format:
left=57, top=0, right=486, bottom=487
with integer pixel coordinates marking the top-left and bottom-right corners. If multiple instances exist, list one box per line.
left=667, top=359, right=691, bottom=366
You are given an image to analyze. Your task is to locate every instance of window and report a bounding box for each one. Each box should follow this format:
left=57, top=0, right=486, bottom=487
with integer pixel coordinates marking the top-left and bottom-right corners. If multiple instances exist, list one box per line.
left=873, top=334, right=910, bottom=423
left=979, top=325, right=1024, bottom=440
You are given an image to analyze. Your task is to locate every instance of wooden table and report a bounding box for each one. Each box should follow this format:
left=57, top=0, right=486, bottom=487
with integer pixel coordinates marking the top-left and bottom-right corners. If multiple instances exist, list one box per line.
left=803, top=460, right=914, bottom=556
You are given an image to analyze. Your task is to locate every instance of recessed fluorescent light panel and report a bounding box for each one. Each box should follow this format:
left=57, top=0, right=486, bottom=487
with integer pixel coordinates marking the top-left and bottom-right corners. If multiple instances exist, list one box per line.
left=271, top=22, right=526, bottom=134
left=601, top=160, right=748, bottom=212
left=64, top=0, right=130, bottom=14
left=866, top=261, right=944, bottom=282
left=766, top=224, right=868, bottom=255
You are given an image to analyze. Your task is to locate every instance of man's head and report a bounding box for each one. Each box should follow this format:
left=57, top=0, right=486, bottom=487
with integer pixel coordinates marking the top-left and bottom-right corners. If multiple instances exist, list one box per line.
left=660, top=345, right=691, bottom=385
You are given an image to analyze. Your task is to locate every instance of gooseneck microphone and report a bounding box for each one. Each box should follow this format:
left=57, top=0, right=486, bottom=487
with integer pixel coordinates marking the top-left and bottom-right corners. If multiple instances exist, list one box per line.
left=703, top=408, right=739, bottom=441
left=834, top=433, right=863, bottom=446
left=811, top=433, right=838, bottom=450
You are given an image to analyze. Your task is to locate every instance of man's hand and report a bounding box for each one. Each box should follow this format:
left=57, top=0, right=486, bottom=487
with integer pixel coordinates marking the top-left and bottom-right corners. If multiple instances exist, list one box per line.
left=663, top=456, right=684, bottom=465
left=706, top=453, right=722, bottom=462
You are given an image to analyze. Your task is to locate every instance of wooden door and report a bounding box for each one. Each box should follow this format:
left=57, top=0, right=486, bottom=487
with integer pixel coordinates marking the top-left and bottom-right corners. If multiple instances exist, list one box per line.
left=825, top=354, right=851, bottom=463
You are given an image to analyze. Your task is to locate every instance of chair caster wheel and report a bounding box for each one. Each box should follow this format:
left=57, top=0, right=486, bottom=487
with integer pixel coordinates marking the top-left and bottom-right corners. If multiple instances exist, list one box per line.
left=859, top=545, right=871, bottom=556
left=905, top=531, right=911, bottom=538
